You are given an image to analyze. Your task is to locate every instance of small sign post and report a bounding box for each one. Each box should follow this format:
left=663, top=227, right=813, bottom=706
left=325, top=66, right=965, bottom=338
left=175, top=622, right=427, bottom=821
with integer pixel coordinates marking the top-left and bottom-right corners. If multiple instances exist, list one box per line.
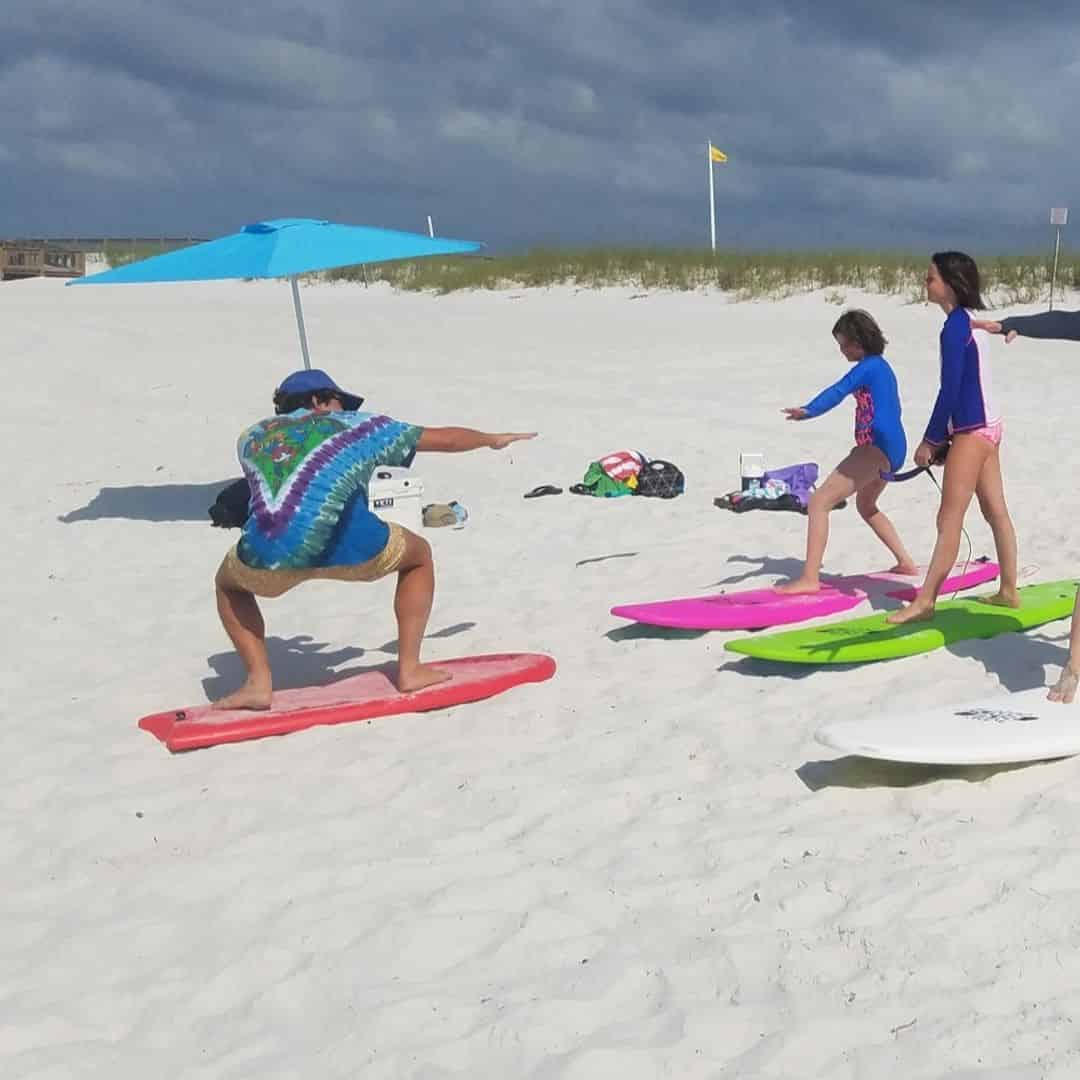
left=1049, top=207, right=1068, bottom=311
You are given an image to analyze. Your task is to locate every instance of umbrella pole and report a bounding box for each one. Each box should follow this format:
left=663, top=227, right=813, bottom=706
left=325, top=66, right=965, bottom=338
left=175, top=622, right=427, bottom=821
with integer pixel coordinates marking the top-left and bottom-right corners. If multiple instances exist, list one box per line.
left=290, top=275, right=312, bottom=370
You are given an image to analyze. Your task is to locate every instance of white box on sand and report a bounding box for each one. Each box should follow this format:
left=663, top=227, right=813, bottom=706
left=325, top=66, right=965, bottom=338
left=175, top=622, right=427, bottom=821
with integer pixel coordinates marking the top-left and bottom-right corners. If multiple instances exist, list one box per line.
left=369, top=467, right=424, bottom=531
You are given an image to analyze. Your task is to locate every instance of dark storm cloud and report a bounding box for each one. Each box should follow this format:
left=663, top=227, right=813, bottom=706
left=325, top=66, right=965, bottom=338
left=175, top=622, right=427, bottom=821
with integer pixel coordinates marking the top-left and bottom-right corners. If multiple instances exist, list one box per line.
left=1, top=0, right=1077, bottom=250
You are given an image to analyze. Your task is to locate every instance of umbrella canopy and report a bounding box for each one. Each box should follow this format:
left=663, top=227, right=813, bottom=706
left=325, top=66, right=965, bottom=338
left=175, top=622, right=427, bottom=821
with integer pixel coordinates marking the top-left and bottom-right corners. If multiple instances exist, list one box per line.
left=70, top=218, right=483, bottom=368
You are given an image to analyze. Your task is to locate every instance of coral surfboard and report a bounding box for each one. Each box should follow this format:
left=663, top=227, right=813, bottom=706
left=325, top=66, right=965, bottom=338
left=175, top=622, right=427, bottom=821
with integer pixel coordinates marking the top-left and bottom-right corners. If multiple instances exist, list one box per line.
left=139, top=653, right=557, bottom=752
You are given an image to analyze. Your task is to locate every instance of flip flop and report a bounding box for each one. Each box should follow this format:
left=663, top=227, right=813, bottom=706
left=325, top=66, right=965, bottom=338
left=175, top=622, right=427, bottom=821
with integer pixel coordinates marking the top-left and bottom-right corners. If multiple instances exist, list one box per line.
left=524, top=485, right=563, bottom=499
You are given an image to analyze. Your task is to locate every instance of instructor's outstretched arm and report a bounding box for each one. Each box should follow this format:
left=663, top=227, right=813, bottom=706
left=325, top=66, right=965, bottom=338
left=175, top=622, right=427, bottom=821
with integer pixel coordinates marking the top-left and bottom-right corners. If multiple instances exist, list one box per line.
left=417, top=428, right=537, bottom=453
left=972, top=310, right=1080, bottom=343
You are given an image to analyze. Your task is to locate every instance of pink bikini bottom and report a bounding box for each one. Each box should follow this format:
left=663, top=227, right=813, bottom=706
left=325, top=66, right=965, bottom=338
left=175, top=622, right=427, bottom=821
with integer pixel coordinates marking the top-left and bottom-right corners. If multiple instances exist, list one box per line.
left=964, top=419, right=1003, bottom=447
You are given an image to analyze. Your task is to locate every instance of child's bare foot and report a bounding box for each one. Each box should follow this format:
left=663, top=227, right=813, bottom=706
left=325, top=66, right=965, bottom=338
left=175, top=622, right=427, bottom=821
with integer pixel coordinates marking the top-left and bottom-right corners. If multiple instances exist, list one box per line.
left=886, top=601, right=936, bottom=625
left=773, top=578, right=821, bottom=595
left=1047, top=666, right=1079, bottom=704
left=889, top=562, right=920, bottom=576
left=212, top=678, right=273, bottom=711
left=979, top=589, right=1021, bottom=609
left=396, top=662, right=453, bottom=693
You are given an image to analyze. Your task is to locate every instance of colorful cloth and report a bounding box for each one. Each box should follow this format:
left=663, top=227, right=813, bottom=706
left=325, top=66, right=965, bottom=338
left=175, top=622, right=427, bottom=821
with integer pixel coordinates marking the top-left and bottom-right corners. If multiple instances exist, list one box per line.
left=598, top=449, right=645, bottom=483
left=236, top=410, right=423, bottom=570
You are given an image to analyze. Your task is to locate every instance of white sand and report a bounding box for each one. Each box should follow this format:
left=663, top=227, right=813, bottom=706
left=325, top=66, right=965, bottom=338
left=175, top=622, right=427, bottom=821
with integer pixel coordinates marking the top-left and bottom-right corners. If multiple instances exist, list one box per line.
left=6, top=276, right=1080, bottom=1078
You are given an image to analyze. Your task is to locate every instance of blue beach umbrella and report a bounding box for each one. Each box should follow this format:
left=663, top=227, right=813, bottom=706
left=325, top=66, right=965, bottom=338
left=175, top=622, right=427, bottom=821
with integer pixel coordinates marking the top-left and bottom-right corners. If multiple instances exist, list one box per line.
left=70, top=217, right=483, bottom=369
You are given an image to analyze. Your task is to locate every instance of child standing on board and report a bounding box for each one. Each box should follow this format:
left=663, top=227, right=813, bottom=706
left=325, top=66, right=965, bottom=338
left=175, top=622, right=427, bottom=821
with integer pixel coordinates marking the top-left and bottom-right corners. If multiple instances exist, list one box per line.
left=887, top=251, right=1019, bottom=625
left=776, top=310, right=917, bottom=594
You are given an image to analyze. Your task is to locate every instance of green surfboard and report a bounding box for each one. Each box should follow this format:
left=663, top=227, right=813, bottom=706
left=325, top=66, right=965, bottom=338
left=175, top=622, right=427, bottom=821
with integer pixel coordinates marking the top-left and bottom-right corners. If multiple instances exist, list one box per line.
left=724, top=580, right=1079, bottom=664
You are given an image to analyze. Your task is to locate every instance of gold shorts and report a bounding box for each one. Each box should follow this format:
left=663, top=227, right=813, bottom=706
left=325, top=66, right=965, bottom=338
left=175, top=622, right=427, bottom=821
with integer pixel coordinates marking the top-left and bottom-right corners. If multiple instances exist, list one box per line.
left=215, top=523, right=408, bottom=599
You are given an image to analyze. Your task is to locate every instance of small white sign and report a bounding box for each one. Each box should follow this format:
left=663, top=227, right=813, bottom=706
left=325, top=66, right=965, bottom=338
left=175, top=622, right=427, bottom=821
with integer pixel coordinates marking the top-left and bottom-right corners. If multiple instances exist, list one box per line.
left=1050, top=207, right=1068, bottom=225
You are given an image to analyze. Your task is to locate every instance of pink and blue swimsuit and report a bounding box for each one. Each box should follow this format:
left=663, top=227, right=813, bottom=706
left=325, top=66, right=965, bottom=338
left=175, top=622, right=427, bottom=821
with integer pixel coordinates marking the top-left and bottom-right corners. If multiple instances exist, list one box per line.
left=802, top=354, right=908, bottom=471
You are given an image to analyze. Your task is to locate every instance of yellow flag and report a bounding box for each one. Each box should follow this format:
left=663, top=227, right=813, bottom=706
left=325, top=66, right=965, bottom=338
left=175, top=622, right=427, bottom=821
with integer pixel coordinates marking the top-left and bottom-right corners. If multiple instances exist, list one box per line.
left=710, top=144, right=727, bottom=163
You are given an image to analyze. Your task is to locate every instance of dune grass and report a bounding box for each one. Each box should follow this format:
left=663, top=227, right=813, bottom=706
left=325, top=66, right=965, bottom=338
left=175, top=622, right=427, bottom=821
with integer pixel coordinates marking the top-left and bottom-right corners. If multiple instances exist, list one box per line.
left=324, top=247, right=1080, bottom=304
left=101, top=242, right=1079, bottom=304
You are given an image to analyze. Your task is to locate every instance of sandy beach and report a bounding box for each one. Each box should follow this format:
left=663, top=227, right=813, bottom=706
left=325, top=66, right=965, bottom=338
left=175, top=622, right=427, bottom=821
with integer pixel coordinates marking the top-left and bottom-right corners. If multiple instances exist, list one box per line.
left=7, top=276, right=1080, bottom=1078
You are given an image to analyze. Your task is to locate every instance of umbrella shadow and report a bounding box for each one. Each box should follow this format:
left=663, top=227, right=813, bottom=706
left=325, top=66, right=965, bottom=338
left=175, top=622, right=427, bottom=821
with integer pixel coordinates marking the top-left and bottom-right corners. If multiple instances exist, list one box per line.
left=60, top=479, right=236, bottom=523
left=795, top=755, right=1048, bottom=791
left=202, top=622, right=476, bottom=698
left=945, top=627, right=1070, bottom=691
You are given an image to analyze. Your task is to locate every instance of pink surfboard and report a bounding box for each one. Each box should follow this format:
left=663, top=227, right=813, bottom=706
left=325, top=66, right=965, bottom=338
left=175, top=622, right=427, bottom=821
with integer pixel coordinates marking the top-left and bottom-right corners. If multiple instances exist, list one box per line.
left=610, top=560, right=999, bottom=631
left=139, top=653, right=557, bottom=752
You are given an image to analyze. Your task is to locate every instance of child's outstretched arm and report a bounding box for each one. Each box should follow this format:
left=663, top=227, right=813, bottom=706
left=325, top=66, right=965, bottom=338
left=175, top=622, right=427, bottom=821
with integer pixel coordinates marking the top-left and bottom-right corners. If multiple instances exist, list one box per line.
left=784, top=363, right=866, bottom=421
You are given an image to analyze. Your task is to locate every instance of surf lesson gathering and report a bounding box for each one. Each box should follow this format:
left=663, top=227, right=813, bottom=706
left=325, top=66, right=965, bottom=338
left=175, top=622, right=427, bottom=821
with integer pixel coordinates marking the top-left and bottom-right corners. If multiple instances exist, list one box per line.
left=167, top=248, right=1080, bottom=750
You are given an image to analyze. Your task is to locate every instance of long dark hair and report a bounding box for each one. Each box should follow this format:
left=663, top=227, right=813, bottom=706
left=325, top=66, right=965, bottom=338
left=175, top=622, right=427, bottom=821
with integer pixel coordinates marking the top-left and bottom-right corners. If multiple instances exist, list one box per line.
left=832, top=309, right=887, bottom=355
left=931, top=250, right=986, bottom=310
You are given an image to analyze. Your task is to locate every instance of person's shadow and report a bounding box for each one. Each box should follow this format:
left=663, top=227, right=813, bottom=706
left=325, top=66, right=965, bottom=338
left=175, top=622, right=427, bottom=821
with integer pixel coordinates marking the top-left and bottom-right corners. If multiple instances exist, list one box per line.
left=201, top=623, right=475, bottom=699
left=59, top=479, right=237, bottom=523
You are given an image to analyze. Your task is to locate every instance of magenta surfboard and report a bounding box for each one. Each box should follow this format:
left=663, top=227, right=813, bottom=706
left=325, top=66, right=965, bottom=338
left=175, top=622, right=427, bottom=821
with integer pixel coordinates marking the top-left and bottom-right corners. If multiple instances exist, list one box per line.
left=139, top=653, right=557, bottom=752
left=610, top=560, right=999, bottom=631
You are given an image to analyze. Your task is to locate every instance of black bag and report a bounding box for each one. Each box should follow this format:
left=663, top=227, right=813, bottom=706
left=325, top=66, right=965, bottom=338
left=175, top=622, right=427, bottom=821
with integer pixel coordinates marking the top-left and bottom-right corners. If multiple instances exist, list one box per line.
left=635, top=459, right=685, bottom=499
left=208, top=477, right=251, bottom=528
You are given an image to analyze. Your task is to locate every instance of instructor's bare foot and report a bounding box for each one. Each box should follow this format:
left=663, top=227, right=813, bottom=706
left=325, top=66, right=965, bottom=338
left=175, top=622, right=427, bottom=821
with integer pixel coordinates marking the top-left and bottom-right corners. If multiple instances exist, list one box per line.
left=886, top=601, right=936, bottom=625
left=396, top=663, right=453, bottom=693
left=774, top=578, right=821, bottom=595
left=212, top=678, right=273, bottom=711
left=1047, top=666, right=1080, bottom=704
left=979, top=589, right=1021, bottom=609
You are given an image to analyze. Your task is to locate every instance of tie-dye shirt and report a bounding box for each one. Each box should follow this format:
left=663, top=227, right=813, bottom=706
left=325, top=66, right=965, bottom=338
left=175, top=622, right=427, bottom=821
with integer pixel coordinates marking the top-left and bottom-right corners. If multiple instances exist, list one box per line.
left=236, top=410, right=423, bottom=570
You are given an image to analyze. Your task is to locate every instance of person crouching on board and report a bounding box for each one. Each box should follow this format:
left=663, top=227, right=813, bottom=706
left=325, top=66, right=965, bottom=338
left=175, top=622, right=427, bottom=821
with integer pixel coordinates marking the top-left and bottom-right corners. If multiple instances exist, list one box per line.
left=887, top=251, right=1019, bottom=627
left=775, top=309, right=917, bottom=594
left=969, top=307, right=1077, bottom=703
left=212, top=368, right=537, bottom=710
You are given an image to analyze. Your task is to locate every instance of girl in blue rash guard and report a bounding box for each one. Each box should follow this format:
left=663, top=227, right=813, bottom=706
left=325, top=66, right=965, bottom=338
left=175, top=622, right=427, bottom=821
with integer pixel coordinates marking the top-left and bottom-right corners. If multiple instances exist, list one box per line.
left=888, top=251, right=1019, bottom=626
left=776, top=309, right=918, bottom=595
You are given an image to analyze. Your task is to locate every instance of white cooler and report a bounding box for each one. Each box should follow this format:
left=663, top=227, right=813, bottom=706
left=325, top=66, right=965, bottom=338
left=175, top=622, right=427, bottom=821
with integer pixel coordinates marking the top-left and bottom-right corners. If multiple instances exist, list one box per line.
left=368, top=466, right=424, bottom=531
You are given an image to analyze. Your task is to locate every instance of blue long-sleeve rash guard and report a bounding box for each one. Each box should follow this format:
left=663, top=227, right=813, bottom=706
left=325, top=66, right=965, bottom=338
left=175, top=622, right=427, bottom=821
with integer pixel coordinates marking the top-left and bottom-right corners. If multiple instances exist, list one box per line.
left=802, top=354, right=907, bottom=471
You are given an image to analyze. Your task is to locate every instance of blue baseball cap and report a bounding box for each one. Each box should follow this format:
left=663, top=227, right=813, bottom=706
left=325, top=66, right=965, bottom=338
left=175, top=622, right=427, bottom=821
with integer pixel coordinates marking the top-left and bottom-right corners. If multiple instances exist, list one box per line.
left=273, top=368, right=364, bottom=411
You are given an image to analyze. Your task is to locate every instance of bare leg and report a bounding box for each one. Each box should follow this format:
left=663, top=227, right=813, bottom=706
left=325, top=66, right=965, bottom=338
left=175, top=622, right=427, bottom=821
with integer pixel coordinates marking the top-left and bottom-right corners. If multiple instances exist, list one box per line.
left=213, top=582, right=273, bottom=710
left=856, top=474, right=918, bottom=574
left=887, top=434, right=991, bottom=625
left=972, top=444, right=1020, bottom=608
left=775, top=445, right=879, bottom=594
left=392, top=529, right=452, bottom=693
left=1048, top=587, right=1080, bottom=703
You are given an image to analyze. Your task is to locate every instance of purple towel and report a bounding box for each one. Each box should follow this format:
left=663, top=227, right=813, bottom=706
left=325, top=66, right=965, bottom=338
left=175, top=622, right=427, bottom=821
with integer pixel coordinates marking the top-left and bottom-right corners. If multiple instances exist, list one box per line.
left=763, top=462, right=818, bottom=508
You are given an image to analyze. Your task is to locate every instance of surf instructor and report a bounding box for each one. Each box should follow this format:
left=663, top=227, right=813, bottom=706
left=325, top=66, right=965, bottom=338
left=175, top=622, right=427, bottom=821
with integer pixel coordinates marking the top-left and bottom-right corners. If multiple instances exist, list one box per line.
left=213, top=368, right=536, bottom=710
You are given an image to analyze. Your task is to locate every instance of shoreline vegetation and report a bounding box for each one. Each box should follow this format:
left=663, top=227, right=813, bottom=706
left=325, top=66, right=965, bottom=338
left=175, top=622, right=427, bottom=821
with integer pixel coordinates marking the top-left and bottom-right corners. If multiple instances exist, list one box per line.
left=102, top=242, right=1078, bottom=303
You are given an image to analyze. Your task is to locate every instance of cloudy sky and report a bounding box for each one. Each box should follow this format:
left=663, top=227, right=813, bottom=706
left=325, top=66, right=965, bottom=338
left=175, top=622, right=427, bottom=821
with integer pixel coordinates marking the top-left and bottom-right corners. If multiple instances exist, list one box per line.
left=2, top=1, right=1077, bottom=252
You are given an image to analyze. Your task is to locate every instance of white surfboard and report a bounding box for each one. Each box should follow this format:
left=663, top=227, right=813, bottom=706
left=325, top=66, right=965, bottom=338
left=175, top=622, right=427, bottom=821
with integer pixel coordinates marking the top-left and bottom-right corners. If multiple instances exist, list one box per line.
left=815, top=687, right=1080, bottom=765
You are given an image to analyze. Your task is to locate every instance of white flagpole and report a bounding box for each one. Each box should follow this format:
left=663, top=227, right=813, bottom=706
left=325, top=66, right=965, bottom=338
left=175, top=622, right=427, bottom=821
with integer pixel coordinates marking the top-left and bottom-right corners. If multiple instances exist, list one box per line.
left=427, top=215, right=435, bottom=238
left=707, top=143, right=717, bottom=252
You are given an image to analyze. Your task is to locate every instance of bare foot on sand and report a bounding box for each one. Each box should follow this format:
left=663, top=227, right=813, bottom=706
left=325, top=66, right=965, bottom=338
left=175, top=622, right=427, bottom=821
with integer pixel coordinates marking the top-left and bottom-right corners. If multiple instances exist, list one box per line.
left=212, top=678, right=273, bottom=711
left=885, top=601, right=936, bottom=626
left=773, top=578, right=821, bottom=595
left=396, top=663, right=453, bottom=694
left=1047, top=667, right=1079, bottom=704
left=889, top=562, right=920, bottom=576
left=978, top=589, right=1021, bottom=609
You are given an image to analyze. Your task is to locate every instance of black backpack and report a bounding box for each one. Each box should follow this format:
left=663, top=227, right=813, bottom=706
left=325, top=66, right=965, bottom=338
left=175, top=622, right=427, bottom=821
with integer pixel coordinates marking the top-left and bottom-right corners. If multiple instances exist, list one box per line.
left=635, top=459, right=685, bottom=499
left=208, top=477, right=251, bottom=528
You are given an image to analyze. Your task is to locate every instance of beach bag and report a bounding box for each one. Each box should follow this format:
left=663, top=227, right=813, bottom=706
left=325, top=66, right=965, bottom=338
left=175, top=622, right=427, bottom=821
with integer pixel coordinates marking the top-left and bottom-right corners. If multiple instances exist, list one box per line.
left=209, top=477, right=251, bottom=528
left=762, top=462, right=818, bottom=508
left=635, top=459, right=685, bottom=499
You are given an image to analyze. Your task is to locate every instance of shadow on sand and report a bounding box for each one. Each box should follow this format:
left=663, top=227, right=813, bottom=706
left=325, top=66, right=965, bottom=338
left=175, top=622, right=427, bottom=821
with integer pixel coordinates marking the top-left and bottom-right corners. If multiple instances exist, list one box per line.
left=201, top=622, right=476, bottom=699
left=59, top=479, right=237, bottom=523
